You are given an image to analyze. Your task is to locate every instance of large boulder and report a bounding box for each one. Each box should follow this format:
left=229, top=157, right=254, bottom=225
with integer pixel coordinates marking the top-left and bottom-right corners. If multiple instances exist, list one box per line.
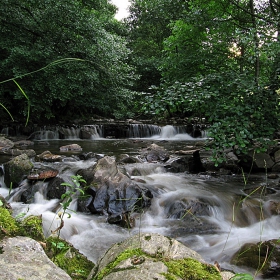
left=85, top=156, right=153, bottom=227
left=3, top=153, right=33, bottom=189
left=141, top=143, right=170, bottom=162
left=90, top=232, right=223, bottom=280
left=0, top=236, right=72, bottom=280
left=0, top=136, right=14, bottom=150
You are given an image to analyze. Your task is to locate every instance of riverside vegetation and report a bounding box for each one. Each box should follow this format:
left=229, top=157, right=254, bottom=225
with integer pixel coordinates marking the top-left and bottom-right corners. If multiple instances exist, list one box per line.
left=0, top=0, right=279, bottom=166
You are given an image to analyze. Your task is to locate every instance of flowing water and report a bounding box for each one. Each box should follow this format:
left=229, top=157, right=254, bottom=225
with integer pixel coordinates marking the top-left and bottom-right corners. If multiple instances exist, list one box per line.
left=1, top=125, right=280, bottom=279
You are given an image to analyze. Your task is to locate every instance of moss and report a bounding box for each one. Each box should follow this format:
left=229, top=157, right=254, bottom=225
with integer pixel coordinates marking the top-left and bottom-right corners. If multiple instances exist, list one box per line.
left=163, top=258, right=222, bottom=280
left=19, top=215, right=45, bottom=241
left=0, top=206, right=45, bottom=243
left=46, top=236, right=94, bottom=280
left=144, top=235, right=151, bottom=241
left=0, top=207, right=19, bottom=238
left=94, top=248, right=144, bottom=280
left=93, top=246, right=223, bottom=280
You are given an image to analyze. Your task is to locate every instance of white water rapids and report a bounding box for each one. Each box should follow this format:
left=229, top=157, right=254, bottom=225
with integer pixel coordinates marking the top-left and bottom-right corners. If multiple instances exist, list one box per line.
left=0, top=126, right=279, bottom=279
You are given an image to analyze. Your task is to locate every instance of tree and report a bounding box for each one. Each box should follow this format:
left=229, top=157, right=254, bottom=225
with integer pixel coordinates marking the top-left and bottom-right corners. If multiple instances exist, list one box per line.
left=140, top=0, right=280, bottom=163
left=125, top=0, right=189, bottom=93
left=0, top=0, right=137, bottom=123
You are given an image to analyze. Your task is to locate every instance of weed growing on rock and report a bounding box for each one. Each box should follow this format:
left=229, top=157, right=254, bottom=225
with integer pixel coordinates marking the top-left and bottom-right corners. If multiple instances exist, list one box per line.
left=51, top=175, right=87, bottom=257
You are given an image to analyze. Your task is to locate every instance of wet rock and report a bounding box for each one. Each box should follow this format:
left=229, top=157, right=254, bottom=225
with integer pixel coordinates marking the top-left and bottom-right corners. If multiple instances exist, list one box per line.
left=77, top=196, right=94, bottom=213
left=141, top=143, right=169, bottom=162
left=107, top=212, right=135, bottom=228
left=59, top=144, right=82, bottom=151
left=274, top=149, right=280, bottom=163
left=78, top=152, right=97, bottom=160
left=165, top=150, right=205, bottom=174
left=266, top=200, right=280, bottom=215
left=231, top=239, right=280, bottom=278
left=0, top=236, right=72, bottom=280
left=243, top=186, right=276, bottom=197
left=165, top=156, right=190, bottom=173
left=166, top=199, right=211, bottom=219
left=0, top=148, right=36, bottom=157
left=0, top=136, right=14, bottom=150
left=268, top=173, right=279, bottom=179
left=272, top=162, right=280, bottom=172
left=27, top=168, right=58, bottom=180
left=47, top=177, right=66, bottom=200
left=0, top=194, right=11, bottom=209
left=21, top=181, right=43, bottom=203
left=117, top=154, right=142, bottom=164
left=36, top=150, right=63, bottom=162
left=14, top=140, right=34, bottom=147
left=85, top=156, right=153, bottom=223
left=0, top=136, right=36, bottom=157
left=3, top=153, right=33, bottom=189
left=76, top=164, right=97, bottom=186
left=239, top=150, right=275, bottom=171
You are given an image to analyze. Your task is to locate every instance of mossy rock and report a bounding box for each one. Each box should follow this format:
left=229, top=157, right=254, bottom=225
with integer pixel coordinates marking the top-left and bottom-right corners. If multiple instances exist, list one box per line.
left=93, top=249, right=221, bottom=280
left=0, top=205, right=46, bottom=242
left=231, top=239, right=280, bottom=278
left=19, top=215, right=45, bottom=241
left=163, top=258, right=221, bottom=280
left=3, top=153, right=33, bottom=188
left=92, top=233, right=222, bottom=280
left=0, top=207, right=19, bottom=238
left=46, top=236, right=95, bottom=280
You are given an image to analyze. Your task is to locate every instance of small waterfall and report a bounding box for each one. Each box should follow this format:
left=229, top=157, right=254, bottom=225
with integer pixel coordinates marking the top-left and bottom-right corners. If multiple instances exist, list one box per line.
left=83, top=125, right=103, bottom=139
left=0, top=165, right=9, bottom=197
left=128, top=124, right=161, bottom=138
left=58, top=126, right=80, bottom=139
left=160, top=125, right=176, bottom=138
left=1, top=127, right=9, bottom=135
left=38, top=130, right=59, bottom=140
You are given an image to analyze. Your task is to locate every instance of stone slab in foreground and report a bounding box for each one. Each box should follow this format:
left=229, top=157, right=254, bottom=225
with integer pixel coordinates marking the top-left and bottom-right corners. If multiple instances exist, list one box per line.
left=0, top=236, right=71, bottom=280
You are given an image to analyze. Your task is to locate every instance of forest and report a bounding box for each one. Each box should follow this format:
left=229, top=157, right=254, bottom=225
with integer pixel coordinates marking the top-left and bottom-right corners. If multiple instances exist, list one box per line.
left=0, top=0, right=279, bottom=162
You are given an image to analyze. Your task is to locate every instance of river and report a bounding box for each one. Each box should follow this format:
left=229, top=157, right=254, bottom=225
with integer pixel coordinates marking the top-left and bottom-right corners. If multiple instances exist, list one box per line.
left=0, top=126, right=279, bottom=279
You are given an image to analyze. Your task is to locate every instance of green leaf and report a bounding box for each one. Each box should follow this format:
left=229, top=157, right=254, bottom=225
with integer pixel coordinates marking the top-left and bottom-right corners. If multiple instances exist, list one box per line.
left=230, top=273, right=254, bottom=280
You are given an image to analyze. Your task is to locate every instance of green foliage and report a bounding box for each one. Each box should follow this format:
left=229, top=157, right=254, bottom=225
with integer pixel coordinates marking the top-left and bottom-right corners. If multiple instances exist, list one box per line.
left=19, top=215, right=45, bottom=241
left=51, top=175, right=88, bottom=259
left=0, top=207, right=19, bottom=237
left=94, top=248, right=144, bottom=280
left=0, top=0, right=137, bottom=122
left=126, top=0, right=189, bottom=93
left=231, top=274, right=254, bottom=280
left=163, top=258, right=222, bottom=280
left=46, top=236, right=94, bottom=280
left=136, top=0, right=280, bottom=163
left=142, top=71, right=279, bottom=164
left=0, top=206, right=45, bottom=242
left=51, top=241, right=69, bottom=251
left=60, top=175, right=87, bottom=213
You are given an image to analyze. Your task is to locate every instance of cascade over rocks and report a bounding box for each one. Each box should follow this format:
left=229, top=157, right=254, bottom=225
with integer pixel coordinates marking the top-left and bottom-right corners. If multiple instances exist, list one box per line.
left=1, top=135, right=280, bottom=278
